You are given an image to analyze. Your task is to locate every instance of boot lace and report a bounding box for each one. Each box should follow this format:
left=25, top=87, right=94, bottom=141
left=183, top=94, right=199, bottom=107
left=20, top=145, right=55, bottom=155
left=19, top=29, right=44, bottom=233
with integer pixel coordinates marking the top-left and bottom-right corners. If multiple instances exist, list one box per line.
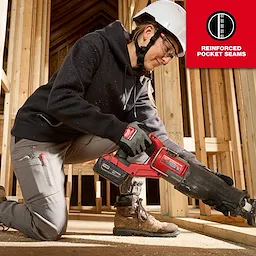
left=137, top=198, right=149, bottom=221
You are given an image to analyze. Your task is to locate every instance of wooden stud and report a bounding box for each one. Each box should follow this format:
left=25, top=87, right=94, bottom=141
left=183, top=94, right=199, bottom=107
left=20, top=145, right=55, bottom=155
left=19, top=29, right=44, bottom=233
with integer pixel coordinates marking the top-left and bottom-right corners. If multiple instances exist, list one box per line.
left=0, top=91, right=11, bottom=188
left=95, top=179, right=102, bottom=213
left=66, top=164, right=73, bottom=213
left=106, top=180, right=111, bottom=207
left=235, top=69, right=256, bottom=197
left=78, top=169, right=82, bottom=209
left=185, top=67, right=195, bottom=207
left=1, top=70, right=10, bottom=92
left=18, top=0, right=34, bottom=108
left=185, top=68, right=194, bottom=137
left=30, top=0, right=43, bottom=93
left=11, top=0, right=23, bottom=115
left=0, top=0, right=8, bottom=87
left=201, top=69, right=217, bottom=173
left=184, top=137, right=229, bottom=153
left=188, top=68, right=211, bottom=216
left=132, top=0, right=148, bottom=17
left=123, top=0, right=129, bottom=31
left=2, top=0, right=20, bottom=194
left=233, top=70, right=254, bottom=197
left=118, top=0, right=124, bottom=24
left=223, top=69, right=245, bottom=189
left=40, top=0, right=51, bottom=84
left=154, top=58, right=188, bottom=217
left=2, top=0, right=15, bottom=194
left=208, top=69, right=233, bottom=179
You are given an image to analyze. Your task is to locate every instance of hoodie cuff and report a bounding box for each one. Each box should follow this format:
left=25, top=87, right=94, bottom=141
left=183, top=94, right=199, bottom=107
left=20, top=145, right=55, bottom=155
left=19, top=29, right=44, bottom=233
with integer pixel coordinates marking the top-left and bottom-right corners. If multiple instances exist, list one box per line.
left=104, top=119, right=128, bottom=144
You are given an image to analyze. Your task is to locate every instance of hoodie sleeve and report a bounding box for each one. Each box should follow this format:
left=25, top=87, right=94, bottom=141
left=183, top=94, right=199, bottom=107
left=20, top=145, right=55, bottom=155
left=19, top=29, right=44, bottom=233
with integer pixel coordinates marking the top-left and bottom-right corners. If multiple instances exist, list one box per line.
left=47, top=35, right=127, bottom=144
left=126, top=80, right=201, bottom=164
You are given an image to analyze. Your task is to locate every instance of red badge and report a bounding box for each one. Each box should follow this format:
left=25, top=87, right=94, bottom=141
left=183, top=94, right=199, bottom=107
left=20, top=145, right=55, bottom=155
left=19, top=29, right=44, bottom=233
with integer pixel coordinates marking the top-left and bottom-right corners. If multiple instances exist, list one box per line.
left=123, top=126, right=137, bottom=140
left=186, top=0, right=256, bottom=68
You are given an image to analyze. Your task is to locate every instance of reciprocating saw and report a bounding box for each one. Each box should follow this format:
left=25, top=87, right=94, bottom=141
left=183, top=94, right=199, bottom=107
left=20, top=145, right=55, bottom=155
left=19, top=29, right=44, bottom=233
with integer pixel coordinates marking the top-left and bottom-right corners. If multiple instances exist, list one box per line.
left=93, top=133, right=256, bottom=226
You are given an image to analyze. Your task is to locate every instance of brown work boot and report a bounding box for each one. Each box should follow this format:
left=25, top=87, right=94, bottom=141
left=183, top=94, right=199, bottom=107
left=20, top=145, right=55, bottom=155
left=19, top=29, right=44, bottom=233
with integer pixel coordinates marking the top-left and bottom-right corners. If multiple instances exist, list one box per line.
left=113, top=198, right=179, bottom=237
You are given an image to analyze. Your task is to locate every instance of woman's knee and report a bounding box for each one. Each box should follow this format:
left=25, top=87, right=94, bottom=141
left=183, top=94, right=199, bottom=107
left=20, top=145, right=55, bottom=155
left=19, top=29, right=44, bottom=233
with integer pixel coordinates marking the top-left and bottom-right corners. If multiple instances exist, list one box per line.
left=28, top=192, right=68, bottom=241
left=33, top=209, right=68, bottom=241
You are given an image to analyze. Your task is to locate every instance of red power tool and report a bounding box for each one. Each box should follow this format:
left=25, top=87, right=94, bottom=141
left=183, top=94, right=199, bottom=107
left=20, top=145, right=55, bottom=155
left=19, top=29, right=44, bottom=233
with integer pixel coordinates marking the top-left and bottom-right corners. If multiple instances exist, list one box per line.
left=94, top=133, right=256, bottom=226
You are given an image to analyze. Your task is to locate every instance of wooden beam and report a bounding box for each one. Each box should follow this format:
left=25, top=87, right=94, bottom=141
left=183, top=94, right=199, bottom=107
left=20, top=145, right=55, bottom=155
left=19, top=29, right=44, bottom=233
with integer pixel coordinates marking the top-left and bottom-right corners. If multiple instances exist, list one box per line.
left=209, top=69, right=234, bottom=179
left=0, top=0, right=18, bottom=191
left=154, top=58, right=188, bottom=217
left=50, top=12, right=113, bottom=51
left=233, top=70, right=254, bottom=197
left=183, top=137, right=230, bottom=153
left=78, top=169, right=82, bottom=209
left=201, top=69, right=212, bottom=137
left=122, top=0, right=129, bottom=30
left=42, top=0, right=51, bottom=84
left=11, top=0, right=23, bottom=115
left=188, top=68, right=211, bottom=216
left=185, top=68, right=194, bottom=137
left=152, top=213, right=256, bottom=247
left=1, top=69, right=10, bottom=92
left=124, top=0, right=133, bottom=32
left=223, top=69, right=245, bottom=190
left=0, top=92, right=11, bottom=187
left=51, top=3, right=114, bottom=45
left=236, top=69, right=256, bottom=197
left=132, top=0, right=148, bottom=17
left=64, top=163, right=94, bottom=176
left=1, top=0, right=51, bottom=193
left=0, top=0, right=8, bottom=88
left=18, top=0, right=34, bottom=108
left=106, top=180, right=111, bottom=207
left=30, top=0, right=42, bottom=93
left=2, top=0, right=19, bottom=194
left=66, top=164, right=73, bottom=212
left=200, top=69, right=218, bottom=173
left=118, top=0, right=124, bottom=24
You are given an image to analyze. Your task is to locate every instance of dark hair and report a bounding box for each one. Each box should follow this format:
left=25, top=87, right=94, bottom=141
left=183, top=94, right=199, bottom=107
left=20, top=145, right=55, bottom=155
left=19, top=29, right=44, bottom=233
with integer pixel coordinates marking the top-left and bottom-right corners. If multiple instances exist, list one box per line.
left=130, top=21, right=158, bottom=42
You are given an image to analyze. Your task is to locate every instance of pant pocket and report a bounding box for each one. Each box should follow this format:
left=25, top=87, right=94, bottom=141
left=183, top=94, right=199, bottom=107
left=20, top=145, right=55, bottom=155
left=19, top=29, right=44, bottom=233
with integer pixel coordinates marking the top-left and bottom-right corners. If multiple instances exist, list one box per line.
left=12, top=155, right=59, bottom=203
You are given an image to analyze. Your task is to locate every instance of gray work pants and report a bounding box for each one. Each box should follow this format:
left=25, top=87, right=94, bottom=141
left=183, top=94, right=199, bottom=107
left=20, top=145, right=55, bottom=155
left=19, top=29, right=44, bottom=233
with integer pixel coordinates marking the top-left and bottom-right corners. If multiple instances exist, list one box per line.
left=0, top=135, right=147, bottom=240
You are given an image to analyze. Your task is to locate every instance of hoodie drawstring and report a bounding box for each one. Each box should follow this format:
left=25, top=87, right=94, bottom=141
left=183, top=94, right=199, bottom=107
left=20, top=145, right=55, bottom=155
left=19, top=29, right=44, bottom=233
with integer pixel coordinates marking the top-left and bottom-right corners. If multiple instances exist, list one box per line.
left=133, top=84, right=137, bottom=118
left=123, top=65, right=137, bottom=119
left=123, top=65, right=128, bottom=110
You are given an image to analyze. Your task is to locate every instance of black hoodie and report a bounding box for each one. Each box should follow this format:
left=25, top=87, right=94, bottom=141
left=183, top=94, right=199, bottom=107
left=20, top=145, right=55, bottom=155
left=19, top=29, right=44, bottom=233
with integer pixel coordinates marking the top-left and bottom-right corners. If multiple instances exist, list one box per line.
left=11, top=21, right=173, bottom=148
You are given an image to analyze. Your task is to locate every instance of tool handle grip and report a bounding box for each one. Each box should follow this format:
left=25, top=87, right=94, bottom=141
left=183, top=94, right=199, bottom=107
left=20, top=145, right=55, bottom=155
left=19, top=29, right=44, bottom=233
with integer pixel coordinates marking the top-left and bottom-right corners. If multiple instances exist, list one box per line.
left=116, top=137, right=156, bottom=161
left=116, top=148, right=128, bottom=159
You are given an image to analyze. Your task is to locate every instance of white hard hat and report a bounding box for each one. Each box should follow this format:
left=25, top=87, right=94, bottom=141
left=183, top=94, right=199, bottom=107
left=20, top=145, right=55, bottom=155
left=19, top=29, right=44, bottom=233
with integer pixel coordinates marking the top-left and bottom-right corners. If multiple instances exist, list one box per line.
left=133, top=0, right=186, bottom=57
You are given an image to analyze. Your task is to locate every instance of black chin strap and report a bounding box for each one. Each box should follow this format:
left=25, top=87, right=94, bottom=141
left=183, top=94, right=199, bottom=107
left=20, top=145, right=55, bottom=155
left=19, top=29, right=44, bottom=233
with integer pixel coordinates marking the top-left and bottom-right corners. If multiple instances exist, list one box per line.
left=135, top=28, right=163, bottom=71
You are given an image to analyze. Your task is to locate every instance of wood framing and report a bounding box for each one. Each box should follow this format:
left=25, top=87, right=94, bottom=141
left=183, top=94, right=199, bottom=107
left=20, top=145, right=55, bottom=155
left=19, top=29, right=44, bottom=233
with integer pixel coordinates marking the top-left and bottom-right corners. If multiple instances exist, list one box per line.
left=154, top=59, right=188, bottom=217
left=223, top=69, right=245, bottom=190
left=0, top=0, right=11, bottom=188
left=234, top=69, right=256, bottom=197
left=0, top=0, right=8, bottom=87
left=0, top=0, right=51, bottom=194
left=187, top=68, right=211, bottom=215
left=0, top=0, right=255, bottom=231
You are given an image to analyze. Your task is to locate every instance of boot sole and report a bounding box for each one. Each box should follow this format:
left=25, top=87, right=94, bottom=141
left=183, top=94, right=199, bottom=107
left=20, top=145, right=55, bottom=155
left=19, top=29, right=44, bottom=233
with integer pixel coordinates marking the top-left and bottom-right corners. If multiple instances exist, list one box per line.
left=113, top=227, right=180, bottom=237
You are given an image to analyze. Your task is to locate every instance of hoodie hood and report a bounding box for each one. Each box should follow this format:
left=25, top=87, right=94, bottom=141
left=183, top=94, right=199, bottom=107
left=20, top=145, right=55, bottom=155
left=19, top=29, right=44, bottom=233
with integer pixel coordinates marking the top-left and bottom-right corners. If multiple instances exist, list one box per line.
left=96, top=21, right=135, bottom=77
left=96, top=21, right=141, bottom=115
